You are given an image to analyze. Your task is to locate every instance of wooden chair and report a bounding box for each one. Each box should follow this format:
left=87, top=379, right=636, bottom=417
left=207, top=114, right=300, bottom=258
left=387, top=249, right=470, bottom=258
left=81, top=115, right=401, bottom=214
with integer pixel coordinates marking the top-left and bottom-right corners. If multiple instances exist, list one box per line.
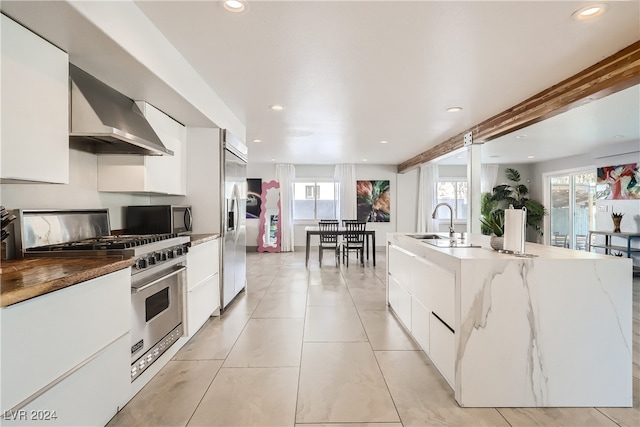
left=342, top=221, right=366, bottom=266
left=318, top=220, right=340, bottom=266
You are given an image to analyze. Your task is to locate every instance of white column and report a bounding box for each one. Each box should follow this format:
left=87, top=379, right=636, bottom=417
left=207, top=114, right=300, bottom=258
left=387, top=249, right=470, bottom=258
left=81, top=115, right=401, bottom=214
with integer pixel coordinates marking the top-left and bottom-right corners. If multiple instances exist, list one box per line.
left=467, top=143, right=482, bottom=234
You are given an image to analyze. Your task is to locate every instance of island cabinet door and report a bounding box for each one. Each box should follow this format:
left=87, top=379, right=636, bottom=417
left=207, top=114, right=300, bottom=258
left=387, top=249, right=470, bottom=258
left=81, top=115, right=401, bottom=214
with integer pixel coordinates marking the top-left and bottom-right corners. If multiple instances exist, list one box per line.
left=430, top=312, right=455, bottom=387
left=388, top=275, right=411, bottom=329
left=388, top=244, right=415, bottom=292
left=411, top=298, right=430, bottom=353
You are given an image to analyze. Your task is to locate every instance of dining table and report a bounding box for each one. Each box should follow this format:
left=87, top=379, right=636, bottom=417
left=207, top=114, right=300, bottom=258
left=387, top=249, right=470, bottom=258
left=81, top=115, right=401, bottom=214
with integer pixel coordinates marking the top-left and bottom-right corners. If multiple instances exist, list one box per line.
left=304, top=226, right=376, bottom=266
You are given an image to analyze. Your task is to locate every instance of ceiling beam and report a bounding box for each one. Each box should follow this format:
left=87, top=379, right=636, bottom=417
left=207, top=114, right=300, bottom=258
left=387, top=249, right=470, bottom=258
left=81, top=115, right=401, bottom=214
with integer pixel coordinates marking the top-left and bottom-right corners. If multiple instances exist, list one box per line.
left=398, top=39, right=640, bottom=174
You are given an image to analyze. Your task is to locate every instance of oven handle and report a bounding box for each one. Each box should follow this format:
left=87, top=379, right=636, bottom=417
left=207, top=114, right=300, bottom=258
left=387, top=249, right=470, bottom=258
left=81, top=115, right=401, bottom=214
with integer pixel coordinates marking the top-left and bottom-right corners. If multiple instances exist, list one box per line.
left=132, top=266, right=187, bottom=294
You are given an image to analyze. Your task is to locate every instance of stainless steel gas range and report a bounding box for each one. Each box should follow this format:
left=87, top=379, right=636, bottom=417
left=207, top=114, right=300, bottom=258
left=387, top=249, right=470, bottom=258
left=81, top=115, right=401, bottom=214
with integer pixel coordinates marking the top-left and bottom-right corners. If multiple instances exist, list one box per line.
left=14, top=209, right=189, bottom=382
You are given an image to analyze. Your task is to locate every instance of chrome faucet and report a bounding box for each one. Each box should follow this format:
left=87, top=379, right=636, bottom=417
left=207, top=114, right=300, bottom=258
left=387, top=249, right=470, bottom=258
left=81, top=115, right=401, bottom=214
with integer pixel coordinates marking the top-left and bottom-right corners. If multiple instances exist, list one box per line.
left=432, top=202, right=456, bottom=237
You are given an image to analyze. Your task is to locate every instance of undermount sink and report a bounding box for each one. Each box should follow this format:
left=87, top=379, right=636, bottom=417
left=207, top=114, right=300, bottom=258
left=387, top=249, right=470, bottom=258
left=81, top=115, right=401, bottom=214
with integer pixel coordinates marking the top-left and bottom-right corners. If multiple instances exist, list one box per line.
left=409, top=234, right=444, bottom=240
left=409, top=234, right=481, bottom=248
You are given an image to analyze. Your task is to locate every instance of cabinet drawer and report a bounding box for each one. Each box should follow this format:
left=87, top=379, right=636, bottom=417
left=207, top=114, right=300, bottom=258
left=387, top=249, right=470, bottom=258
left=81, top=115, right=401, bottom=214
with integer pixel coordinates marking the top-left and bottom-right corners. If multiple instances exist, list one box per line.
left=411, top=297, right=430, bottom=353
left=388, top=244, right=415, bottom=290
left=430, top=312, right=455, bottom=388
left=3, top=334, right=130, bottom=427
left=187, top=239, right=220, bottom=290
left=388, top=274, right=400, bottom=312
left=428, top=265, right=455, bottom=329
left=1, top=269, right=130, bottom=411
left=186, top=274, right=220, bottom=336
left=397, top=282, right=412, bottom=330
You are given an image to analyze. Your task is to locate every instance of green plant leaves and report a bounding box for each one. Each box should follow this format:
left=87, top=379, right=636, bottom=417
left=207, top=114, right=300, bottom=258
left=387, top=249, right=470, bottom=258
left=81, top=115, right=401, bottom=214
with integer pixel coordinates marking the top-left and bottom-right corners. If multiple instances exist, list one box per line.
left=480, top=168, right=546, bottom=236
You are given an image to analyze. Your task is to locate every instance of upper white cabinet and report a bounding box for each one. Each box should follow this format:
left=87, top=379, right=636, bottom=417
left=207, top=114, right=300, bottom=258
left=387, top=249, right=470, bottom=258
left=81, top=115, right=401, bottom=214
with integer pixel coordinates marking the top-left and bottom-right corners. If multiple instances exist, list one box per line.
left=1, top=14, right=69, bottom=184
left=97, top=102, right=186, bottom=195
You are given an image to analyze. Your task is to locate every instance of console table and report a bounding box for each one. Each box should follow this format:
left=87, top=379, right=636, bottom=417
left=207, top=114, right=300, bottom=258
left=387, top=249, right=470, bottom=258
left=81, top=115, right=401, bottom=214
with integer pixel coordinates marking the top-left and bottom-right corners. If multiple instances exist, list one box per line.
left=587, top=230, right=640, bottom=273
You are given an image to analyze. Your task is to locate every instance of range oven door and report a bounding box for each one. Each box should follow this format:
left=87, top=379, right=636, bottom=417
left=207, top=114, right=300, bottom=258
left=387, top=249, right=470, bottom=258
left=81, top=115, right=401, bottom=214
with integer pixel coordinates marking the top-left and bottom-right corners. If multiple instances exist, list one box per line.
left=130, top=263, right=186, bottom=381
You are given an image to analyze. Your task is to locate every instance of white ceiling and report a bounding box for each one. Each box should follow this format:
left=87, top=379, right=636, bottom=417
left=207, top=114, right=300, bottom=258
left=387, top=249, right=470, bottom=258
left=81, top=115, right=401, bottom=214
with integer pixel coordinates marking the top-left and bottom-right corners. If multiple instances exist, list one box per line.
left=2, top=1, right=639, bottom=167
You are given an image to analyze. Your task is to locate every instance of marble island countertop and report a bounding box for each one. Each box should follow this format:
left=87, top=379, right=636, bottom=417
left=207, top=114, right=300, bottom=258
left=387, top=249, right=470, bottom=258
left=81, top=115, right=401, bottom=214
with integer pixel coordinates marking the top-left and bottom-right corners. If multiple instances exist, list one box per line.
left=390, top=232, right=611, bottom=260
left=0, top=257, right=134, bottom=307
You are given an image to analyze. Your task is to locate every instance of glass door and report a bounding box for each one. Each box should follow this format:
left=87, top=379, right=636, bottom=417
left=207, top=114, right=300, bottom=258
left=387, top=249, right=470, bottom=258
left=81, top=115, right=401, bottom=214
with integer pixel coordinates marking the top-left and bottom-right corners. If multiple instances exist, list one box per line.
left=548, top=170, right=596, bottom=249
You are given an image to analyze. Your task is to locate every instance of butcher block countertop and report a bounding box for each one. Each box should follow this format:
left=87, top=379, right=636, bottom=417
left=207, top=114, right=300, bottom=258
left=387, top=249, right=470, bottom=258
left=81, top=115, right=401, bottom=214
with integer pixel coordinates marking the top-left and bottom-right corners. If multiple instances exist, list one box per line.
left=0, top=257, right=134, bottom=307
left=189, top=233, right=220, bottom=246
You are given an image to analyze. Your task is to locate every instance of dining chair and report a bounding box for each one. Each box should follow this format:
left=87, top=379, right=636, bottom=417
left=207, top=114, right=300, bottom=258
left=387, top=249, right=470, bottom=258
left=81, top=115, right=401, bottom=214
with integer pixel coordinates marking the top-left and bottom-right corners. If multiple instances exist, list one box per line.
left=318, top=220, right=340, bottom=266
left=341, top=221, right=366, bottom=267
left=551, top=232, right=568, bottom=248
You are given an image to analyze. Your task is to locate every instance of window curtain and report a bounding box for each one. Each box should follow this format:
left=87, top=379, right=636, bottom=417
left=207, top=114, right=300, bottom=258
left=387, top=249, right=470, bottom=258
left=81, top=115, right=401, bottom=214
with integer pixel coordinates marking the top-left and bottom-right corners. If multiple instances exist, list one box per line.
left=334, top=164, right=357, bottom=222
left=275, top=164, right=296, bottom=252
left=481, top=164, right=499, bottom=193
left=417, top=164, right=439, bottom=233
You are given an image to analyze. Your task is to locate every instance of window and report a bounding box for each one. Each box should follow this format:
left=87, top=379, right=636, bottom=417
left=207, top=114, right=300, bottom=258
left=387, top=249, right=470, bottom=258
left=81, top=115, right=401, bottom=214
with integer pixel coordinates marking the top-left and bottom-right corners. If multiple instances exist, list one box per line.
left=436, top=180, right=467, bottom=220
left=294, top=181, right=338, bottom=220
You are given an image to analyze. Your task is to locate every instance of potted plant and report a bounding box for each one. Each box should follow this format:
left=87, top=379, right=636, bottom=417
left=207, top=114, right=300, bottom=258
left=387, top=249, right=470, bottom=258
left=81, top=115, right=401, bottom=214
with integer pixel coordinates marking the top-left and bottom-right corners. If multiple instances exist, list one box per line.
left=611, top=212, right=624, bottom=233
left=480, top=168, right=547, bottom=249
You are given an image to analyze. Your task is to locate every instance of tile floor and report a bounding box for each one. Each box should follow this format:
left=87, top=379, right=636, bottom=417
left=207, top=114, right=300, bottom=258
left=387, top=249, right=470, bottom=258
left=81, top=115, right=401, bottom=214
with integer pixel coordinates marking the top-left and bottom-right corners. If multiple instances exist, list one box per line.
left=108, top=250, right=640, bottom=427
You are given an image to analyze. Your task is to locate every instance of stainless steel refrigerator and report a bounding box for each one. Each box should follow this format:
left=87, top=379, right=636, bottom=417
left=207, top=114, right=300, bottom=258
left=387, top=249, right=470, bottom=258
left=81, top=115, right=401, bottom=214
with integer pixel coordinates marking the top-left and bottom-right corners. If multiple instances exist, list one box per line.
left=220, top=129, right=248, bottom=310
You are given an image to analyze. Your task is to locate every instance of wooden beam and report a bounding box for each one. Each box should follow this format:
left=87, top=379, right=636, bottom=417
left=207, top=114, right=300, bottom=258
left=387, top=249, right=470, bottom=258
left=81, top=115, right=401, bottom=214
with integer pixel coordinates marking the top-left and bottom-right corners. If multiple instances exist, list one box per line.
left=398, top=40, right=640, bottom=173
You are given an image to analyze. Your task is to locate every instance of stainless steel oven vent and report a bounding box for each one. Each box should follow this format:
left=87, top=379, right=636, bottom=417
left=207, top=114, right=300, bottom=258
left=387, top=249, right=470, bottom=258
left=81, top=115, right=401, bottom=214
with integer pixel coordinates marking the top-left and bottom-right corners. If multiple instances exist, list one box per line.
left=69, top=64, right=173, bottom=156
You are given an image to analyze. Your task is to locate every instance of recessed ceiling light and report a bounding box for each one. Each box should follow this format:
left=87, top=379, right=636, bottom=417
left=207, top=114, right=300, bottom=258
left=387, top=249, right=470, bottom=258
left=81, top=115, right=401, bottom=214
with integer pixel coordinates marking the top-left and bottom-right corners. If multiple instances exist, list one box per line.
left=446, top=107, right=463, bottom=113
left=362, top=159, right=368, bottom=162
left=379, top=140, right=388, bottom=144
left=223, top=0, right=249, bottom=13
left=270, top=158, right=276, bottom=162
left=515, top=135, right=527, bottom=139
left=572, top=4, right=606, bottom=20
left=527, top=155, right=535, bottom=159
left=269, top=104, right=284, bottom=111
left=456, top=156, right=463, bottom=159
left=614, top=134, right=625, bottom=138
left=252, top=139, right=262, bottom=143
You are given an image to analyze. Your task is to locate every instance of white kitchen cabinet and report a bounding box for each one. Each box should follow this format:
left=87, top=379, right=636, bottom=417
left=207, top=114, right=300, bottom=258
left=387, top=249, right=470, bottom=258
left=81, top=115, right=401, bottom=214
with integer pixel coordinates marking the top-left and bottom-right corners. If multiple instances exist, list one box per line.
left=0, top=268, right=131, bottom=425
left=388, top=241, right=456, bottom=389
left=424, top=260, right=455, bottom=329
left=411, top=298, right=430, bottom=353
left=387, top=274, right=400, bottom=312
left=186, top=238, right=220, bottom=336
left=1, top=14, right=69, bottom=184
left=430, top=312, right=455, bottom=387
left=97, top=102, right=186, bottom=195
left=3, top=334, right=130, bottom=427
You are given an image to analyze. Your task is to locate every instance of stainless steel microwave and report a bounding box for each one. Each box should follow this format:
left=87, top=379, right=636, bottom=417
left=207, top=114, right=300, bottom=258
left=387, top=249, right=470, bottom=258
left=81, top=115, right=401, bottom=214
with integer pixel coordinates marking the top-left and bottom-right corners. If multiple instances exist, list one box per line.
left=126, top=205, right=192, bottom=235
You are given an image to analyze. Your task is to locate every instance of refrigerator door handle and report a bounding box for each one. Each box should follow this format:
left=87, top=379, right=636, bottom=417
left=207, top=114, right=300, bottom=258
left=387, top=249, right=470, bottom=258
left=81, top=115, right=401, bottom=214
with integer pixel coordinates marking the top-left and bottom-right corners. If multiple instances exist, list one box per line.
left=228, top=210, right=235, bottom=231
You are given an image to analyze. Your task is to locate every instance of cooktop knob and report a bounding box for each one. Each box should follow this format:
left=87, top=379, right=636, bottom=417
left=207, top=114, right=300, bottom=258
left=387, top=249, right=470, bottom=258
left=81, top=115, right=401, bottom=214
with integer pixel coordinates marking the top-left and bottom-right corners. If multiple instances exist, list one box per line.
left=148, top=254, right=157, bottom=265
left=136, top=258, right=148, bottom=269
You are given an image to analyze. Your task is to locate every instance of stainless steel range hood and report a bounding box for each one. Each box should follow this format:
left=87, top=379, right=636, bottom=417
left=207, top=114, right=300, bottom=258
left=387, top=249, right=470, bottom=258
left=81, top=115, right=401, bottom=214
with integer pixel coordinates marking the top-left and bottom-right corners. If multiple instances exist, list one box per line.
left=69, top=64, right=173, bottom=156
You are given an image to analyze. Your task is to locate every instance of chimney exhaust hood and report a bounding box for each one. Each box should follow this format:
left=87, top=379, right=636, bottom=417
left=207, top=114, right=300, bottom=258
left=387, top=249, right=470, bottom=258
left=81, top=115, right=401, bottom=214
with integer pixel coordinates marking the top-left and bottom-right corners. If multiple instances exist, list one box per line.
left=69, top=64, right=173, bottom=156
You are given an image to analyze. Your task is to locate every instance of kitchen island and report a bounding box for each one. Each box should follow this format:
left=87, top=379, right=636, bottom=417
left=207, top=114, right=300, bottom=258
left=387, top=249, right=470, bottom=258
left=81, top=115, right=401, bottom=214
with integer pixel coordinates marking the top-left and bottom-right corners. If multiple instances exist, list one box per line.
left=387, top=232, right=632, bottom=408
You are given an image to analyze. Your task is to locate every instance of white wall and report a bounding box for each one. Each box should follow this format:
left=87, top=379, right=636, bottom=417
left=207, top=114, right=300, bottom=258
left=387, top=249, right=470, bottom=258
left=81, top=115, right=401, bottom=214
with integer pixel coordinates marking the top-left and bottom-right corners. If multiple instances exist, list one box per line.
left=157, top=128, right=222, bottom=234
left=397, top=168, right=419, bottom=232
left=244, top=163, right=402, bottom=250
left=0, top=149, right=149, bottom=229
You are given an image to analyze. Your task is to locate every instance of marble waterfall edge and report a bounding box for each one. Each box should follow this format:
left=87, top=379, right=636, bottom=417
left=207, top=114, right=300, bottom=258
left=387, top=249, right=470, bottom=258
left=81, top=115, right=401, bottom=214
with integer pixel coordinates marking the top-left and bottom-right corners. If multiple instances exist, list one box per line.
left=456, top=258, right=632, bottom=407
